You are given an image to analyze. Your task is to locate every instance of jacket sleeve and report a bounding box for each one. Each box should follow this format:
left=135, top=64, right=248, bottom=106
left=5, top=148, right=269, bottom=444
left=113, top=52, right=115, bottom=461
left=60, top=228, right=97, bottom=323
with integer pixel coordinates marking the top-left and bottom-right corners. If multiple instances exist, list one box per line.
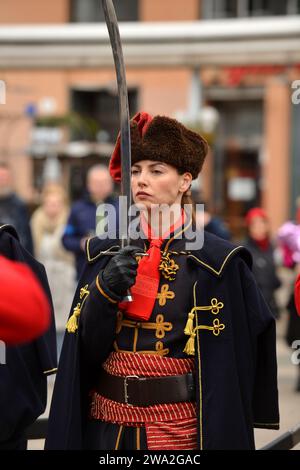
left=80, top=270, right=120, bottom=367
left=17, top=202, right=34, bottom=255
left=242, top=263, right=280, bottom=429
left=62, top=208, right=83, bottom=254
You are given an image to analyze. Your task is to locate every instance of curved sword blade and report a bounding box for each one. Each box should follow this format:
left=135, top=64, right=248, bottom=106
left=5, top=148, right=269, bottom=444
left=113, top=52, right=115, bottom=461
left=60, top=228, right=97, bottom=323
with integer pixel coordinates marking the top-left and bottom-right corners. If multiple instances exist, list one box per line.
left=102, top=0, right=131, bottom=248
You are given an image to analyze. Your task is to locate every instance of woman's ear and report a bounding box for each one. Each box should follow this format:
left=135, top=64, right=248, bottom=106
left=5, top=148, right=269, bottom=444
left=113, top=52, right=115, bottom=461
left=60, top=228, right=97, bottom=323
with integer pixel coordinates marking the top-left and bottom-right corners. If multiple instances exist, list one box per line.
left=179, top=172, right=193, bottom=193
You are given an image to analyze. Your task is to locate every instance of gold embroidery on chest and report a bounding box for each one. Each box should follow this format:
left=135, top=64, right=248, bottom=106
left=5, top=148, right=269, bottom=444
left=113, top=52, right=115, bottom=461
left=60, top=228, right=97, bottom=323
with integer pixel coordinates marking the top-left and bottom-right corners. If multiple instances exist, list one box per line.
left=159, top=252, right=179, bottom=281
left=183, top=282, right=225, bottom=355
left=155, top=341, right=169, bottom=355
left=156, top=284, right=175, bottom=306
left=114, top=312, right=172, bottom=355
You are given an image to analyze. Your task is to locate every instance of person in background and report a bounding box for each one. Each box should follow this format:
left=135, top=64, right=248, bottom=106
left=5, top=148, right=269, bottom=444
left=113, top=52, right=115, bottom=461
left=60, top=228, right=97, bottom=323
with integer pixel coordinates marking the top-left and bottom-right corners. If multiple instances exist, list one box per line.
left=31, top=183, right=76, bottom=356
left=0, top=224, right=57, bottom=449
left=278, top=217, right=300, bottom=392
left=0, top=163, right=33, bottom=254
left=0, top=255, right=50, bottom=345
left=244, top=208, right=281, bottom=319
left=62, top=164, right=118, bottom=279
left=194, top=198, right=231, bottom=240
left=294, top=271, right=300, bottom=390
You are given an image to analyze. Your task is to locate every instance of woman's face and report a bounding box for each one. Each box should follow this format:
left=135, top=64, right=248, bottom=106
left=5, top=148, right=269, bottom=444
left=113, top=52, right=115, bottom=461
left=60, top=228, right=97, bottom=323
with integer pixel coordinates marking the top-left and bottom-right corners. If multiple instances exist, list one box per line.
left=43, top=194, right=64, bottom=218
left=249, top=216, right=269, bottom=240
left=131, top=160, right=192, bottom=209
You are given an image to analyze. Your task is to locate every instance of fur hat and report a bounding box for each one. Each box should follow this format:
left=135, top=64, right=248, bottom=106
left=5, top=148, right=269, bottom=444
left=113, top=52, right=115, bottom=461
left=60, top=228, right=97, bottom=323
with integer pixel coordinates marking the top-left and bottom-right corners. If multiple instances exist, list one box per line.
left=109, top=111, right=208, bottom=182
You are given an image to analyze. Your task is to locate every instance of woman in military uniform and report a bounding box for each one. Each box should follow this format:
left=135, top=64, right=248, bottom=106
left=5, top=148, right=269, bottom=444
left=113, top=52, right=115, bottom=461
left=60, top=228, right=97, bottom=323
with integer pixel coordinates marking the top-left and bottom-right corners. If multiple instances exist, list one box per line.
left=46, top=112, right=279, bottom=450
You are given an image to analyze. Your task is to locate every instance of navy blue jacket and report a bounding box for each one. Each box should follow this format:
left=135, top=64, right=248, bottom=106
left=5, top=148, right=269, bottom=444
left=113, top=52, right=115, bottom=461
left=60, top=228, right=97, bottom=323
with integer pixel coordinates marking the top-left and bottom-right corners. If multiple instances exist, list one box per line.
left=205, top=216, right=231, bottom=241
left=0, top=224, right=57, bottom=449
left=0, top=194, right=34, bottom=254
left=46, top=227, right=279, bottom=450
left=62, top=195, right=118, bottom=279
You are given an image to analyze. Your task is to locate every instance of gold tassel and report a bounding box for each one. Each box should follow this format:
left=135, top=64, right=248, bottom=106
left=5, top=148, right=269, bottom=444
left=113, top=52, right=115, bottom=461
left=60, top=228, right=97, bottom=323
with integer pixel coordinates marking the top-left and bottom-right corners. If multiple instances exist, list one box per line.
left=66, top=303, right=81, bottom=333
left=183, top=331, right=196, bottom=356
left=184, top=311, right=195, bottom=335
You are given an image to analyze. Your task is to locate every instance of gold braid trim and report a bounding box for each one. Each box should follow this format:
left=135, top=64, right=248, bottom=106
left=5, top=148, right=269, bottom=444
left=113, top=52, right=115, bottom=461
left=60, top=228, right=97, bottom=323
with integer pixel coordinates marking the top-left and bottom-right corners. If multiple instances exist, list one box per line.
left=183, top=319, right=226, bottom=356
left=66, top=284, right=90, bottom=333
left=96, top=275, right=118, bottom=304
left=159, top=252, right=179, bottom=281
left=183, top=282, right=225, bottom=356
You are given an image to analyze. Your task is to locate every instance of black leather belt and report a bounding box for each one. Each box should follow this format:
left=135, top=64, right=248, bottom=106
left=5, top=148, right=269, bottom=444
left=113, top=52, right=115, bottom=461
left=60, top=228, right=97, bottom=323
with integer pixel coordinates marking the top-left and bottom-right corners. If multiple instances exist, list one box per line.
left=96, top=369, right=195, bottom=407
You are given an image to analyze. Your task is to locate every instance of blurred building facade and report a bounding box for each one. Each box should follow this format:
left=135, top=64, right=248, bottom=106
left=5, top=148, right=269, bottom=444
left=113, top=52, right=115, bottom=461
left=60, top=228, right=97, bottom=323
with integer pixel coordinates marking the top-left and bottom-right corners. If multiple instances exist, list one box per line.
left=0, top=0, right=300, bottom=236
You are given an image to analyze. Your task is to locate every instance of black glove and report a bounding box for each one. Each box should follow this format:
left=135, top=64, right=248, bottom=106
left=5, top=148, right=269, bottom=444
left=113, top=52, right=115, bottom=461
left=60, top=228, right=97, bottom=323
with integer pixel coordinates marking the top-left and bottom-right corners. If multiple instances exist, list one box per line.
left=101, top=245, right=141, bottom=298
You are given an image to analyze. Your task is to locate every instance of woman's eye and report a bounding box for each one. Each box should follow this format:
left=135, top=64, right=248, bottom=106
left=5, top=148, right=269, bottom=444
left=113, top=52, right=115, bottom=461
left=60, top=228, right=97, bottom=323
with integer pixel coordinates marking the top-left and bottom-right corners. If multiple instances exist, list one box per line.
left=152, top=170, right=162, bottom=174
left=131, top=170, right=139, bottom=175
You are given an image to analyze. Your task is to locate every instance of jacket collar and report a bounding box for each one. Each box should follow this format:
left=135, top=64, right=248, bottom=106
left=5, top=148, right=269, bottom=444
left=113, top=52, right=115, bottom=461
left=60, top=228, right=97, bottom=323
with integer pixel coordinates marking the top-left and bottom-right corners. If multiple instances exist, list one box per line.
left=0, top=224, right=19, bottom=240
left=85, top=220, right=252, bottom=276
left=85, top=237, right=121, bottom=264
left=187, top=231, right=252, bottom=277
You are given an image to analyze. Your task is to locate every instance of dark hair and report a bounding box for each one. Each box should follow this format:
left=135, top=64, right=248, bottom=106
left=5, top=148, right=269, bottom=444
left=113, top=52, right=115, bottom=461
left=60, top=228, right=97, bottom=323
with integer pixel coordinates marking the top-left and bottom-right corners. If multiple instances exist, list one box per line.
left=181, top=191, right=196, bottom=225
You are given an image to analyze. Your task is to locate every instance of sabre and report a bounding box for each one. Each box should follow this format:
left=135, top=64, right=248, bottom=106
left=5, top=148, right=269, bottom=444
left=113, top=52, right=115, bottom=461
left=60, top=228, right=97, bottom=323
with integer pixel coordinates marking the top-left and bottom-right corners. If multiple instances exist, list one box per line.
left=102, top=0, right=148, bottom=299
left=102, top=0, right=131, bottom=247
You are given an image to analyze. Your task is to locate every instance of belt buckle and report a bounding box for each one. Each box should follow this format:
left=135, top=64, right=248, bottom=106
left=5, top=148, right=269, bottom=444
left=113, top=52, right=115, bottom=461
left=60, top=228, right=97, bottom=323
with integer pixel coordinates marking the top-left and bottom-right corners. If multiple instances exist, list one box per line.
left=124, top=375, right=139, bottom=406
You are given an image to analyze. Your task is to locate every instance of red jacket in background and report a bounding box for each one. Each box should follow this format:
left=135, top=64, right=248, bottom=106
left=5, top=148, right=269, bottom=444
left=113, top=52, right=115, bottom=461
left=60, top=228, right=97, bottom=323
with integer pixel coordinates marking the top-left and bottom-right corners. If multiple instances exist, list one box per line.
left=295, top=274, right=300, bottom=316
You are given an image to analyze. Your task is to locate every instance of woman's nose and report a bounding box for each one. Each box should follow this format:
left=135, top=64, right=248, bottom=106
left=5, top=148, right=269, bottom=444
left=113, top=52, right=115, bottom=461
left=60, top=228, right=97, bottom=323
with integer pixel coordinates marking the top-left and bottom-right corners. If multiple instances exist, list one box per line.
left=137, top=171, right=149, bottom=186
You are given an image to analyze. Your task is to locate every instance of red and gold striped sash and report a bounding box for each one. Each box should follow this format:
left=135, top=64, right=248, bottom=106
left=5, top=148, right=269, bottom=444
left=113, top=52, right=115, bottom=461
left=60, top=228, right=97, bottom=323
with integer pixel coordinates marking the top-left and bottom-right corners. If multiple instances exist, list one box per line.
left=90, top=352, right=197, bottom=450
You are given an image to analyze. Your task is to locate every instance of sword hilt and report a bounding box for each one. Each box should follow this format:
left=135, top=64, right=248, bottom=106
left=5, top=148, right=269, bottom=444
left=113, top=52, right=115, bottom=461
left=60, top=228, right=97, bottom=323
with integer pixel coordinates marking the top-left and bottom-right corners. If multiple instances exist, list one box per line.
left=105, top=250, right=149, bottom=302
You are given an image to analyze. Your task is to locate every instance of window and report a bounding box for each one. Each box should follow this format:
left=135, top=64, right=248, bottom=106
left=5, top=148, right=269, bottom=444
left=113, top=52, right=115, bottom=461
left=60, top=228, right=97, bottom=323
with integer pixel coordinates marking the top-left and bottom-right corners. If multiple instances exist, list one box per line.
left=201, top=0, right=300, bottom=19
left=249, top=0, right=287, bottom=17
left=70, top=0, right=139, bottom=22
left=70, top=88, right=138, bottom=143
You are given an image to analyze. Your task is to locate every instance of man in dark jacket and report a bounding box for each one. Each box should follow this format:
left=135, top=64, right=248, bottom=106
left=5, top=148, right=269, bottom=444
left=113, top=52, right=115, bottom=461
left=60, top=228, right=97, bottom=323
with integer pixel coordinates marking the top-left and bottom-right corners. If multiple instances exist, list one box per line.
left=0, top=163, right=33, bottom=254
left=62, top=164, right=118, bottom=279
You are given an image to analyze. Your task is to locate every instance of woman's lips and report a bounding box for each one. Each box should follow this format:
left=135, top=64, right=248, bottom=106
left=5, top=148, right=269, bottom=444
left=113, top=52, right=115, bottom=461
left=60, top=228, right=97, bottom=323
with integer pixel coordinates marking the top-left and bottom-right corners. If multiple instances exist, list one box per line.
left=136, top=192, right=151, bottom=197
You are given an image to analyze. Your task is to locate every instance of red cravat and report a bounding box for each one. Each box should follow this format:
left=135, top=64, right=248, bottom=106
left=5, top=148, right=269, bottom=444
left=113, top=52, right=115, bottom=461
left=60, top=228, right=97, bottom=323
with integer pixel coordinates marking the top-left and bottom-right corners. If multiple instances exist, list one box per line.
left=119, top=211, right=184, bottom=321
